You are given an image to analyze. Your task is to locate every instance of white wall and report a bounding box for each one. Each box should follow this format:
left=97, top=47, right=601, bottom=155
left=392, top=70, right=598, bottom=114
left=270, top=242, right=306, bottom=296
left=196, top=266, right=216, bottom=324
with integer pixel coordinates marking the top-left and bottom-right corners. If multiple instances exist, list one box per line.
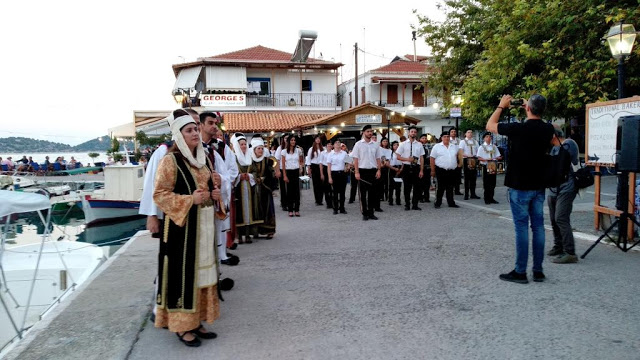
left=246, top=69, right=336, bottom=94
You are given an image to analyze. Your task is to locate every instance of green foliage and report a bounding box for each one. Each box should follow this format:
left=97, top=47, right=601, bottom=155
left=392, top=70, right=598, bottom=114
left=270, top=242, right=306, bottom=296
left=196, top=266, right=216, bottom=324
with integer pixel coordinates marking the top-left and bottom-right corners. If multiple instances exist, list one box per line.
left=416, top=0, right=640, bottom=126
left=87, top=152, right=99, bottom=159
left=136, top=131, right=170, bottom=148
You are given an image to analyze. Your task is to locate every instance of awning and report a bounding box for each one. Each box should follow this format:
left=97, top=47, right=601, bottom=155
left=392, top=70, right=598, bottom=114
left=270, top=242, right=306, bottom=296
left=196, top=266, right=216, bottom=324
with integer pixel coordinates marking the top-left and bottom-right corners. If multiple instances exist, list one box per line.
left=173, top=66, right=203, bottom=90
left=206, top=66, right=247, bottom=91
left=0, top=190, right=50, bottom=217
left=108, top=122, right=136, bottom=138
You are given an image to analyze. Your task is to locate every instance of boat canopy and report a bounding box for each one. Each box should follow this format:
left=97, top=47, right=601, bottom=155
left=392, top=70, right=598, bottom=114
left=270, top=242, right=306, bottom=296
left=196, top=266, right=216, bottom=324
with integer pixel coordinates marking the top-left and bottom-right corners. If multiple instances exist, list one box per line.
left=0, top=190, right=50, bottom=217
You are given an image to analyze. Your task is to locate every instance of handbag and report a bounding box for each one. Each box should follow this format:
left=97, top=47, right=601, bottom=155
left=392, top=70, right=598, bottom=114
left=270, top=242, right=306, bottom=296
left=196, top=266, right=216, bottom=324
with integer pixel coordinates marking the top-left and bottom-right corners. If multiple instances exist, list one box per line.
left=573, top=166, right=594, bottom=189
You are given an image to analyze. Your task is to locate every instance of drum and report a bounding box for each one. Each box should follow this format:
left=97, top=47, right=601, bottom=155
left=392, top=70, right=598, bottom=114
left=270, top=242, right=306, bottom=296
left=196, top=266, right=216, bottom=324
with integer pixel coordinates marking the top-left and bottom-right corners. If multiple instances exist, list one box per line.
left=466, top=158, right=477, bottom=170
left=486, top=160, right=497, bottom=175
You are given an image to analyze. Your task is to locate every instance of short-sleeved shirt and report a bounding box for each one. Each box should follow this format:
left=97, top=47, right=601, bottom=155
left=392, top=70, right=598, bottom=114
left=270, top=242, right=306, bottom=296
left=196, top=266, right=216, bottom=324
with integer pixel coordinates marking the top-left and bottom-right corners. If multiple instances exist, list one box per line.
left=274, top=147, right=284, bottom=169
left=282, top=148, right=303, bottom=170
left=327, top=150, right=348, bottom=171
left=351, top=139, right=381, bottom=169
left=396, top=139, right=425, bottom=165
left=430, top=142, right=459, bottom=170
left=459, top=138, right=479, bottom=158
left=307, top=147, right=322, bottom=165
left=476, top=142, right=501, bottom=164
left=498, top=119, right=554, bottom=190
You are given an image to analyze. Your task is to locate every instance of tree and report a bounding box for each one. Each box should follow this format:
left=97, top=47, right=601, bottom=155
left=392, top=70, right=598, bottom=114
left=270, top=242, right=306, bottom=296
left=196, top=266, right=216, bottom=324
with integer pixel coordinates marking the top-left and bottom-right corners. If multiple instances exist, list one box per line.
left=417, top=0, right=640, bottom=132
left=87, top=152, right=99, bottom=165
left=136, top=131, right=170, bottom=148
left=106, top=137, right=123, bottom=162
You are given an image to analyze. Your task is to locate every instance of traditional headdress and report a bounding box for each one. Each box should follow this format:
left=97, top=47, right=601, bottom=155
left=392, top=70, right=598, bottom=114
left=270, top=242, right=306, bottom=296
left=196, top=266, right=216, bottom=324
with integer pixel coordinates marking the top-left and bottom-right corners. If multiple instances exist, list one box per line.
left=230, top=132, right=252, bottom=166
left=165, top=110, right=206, bottom=168
left=250, top=136, right=266, bottom=162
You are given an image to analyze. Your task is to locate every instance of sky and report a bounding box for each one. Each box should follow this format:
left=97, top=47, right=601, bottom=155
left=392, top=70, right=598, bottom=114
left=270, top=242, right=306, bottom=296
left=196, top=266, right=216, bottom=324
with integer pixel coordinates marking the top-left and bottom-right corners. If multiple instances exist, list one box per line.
left=0, top=0, right=445, bottom=146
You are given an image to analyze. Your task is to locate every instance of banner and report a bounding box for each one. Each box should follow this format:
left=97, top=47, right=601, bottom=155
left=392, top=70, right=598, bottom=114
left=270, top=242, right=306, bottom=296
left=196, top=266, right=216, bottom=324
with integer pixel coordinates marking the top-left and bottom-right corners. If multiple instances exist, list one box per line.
left=201, top=94, right=246, bottom=107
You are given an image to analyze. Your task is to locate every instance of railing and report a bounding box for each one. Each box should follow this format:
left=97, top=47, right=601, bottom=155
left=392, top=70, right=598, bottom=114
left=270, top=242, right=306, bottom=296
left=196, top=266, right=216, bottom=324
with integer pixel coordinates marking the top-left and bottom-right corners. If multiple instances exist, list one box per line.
left=379, top=100, right=426, bottom=107
left=245, top=93, right=338, bottom=107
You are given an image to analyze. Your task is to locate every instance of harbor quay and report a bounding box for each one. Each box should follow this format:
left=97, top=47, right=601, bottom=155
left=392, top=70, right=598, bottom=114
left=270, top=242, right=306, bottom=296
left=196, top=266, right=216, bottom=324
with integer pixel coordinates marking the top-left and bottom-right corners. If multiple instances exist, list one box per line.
left=5, top=175, right=640, bottom=360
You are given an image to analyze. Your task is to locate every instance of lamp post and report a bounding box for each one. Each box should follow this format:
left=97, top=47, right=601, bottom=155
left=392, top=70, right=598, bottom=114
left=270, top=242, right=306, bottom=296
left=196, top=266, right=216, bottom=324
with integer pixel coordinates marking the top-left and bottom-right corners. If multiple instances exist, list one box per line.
left=172, top=88, right=192, bottom=108
left=450, top=90, right=463, bottom=131
left=604, top=21, right=637, bottom=216
left=386, top=111, right=391, bottom=141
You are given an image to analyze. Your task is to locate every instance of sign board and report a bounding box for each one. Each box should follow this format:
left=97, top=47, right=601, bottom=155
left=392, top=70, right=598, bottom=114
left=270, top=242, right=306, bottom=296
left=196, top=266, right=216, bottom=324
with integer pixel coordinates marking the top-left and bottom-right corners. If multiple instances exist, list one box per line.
left=450, top=107, right=462, bottom=118
left=586, top=97, right=640, bottom=165
left=201, top=94, right=246, bottom=107
left=355, top=114, right=382, bottom=124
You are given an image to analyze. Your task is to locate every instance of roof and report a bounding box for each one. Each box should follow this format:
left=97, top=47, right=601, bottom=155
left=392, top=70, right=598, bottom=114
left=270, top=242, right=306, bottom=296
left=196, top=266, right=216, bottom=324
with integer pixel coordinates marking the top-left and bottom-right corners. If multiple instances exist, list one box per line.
left=301, top=103, right=420, bottom=127
left=173, top=45, right=343, bottom=75
left=370, top=60, right=430, bottom=74
left=402, top=54, right=430, bottom=62
left=225, top=112, right=327, bottom=133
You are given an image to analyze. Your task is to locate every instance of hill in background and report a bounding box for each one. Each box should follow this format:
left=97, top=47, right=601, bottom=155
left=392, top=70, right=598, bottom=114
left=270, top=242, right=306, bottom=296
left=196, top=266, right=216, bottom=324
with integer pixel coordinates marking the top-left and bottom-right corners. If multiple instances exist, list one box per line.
left=0, top=136, right=135, bottom=153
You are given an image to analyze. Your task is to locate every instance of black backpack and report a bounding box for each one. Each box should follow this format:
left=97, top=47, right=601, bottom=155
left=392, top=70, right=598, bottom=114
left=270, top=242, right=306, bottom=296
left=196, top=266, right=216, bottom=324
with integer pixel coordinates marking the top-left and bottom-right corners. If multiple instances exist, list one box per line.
left=573, top=166, right=594, bottom=189
left=544, top=144, right=572, bottom=188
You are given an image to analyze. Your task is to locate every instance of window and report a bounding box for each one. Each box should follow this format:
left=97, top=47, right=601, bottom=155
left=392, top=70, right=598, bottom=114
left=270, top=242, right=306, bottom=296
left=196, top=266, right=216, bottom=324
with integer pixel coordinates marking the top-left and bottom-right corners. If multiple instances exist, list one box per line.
left=247, top=77, right=270, bottom=95
left=302, top=80, right=312, bottom=91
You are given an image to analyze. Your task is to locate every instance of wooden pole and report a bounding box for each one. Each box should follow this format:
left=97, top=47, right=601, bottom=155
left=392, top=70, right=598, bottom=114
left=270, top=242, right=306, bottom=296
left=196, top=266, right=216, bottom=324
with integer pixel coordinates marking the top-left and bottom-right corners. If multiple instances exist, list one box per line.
left=594, top=165, right=601, bottom=230
left=628, top=172, right=636, bottom=240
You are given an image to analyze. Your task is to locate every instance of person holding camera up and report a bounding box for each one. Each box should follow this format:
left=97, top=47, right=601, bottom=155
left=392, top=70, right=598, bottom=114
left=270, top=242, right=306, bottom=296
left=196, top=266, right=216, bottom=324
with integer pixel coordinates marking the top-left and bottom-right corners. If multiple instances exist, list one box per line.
left=395, top=125, right=425, bottom=211
left=486, top=94, right=554, bottom=284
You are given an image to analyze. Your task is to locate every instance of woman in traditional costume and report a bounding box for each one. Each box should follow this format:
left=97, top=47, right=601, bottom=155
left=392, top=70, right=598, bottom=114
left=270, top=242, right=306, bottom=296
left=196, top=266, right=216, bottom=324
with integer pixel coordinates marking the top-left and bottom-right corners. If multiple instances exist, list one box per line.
left=230, top=133, right=262, bottom=243
left=153, top=109, right=221, bottom=347
left=248, top=136, right=277, bottom=238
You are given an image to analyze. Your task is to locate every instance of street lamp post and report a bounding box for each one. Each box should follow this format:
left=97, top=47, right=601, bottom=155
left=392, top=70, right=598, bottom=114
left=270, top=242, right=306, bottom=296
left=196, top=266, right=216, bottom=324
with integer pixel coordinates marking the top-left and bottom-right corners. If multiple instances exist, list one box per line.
left=172, top=88, right=192, bottom=108
left=451, top=90, right=463, bottom=131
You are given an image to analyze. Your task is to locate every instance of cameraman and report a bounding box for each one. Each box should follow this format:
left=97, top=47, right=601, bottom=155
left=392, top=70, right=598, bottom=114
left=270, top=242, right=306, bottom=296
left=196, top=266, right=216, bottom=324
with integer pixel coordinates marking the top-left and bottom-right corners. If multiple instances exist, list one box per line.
left=486, top=94, right=554, bottom=284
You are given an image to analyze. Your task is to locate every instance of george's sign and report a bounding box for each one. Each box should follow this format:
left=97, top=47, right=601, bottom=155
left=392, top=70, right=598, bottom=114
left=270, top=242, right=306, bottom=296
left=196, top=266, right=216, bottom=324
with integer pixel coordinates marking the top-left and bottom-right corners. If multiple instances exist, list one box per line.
left=201, top=94, right=246, bottom=107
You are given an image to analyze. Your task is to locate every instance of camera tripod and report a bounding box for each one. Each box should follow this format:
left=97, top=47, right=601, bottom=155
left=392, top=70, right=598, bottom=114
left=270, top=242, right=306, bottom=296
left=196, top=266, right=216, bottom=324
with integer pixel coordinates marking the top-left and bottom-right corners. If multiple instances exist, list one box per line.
left=581, top=171, right=640, bottom=258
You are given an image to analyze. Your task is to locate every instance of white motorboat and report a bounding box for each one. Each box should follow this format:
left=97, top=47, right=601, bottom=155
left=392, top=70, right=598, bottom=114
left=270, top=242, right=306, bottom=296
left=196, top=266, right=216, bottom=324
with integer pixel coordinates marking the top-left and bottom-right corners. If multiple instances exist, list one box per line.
left=0, top=190, right=105, bottom=355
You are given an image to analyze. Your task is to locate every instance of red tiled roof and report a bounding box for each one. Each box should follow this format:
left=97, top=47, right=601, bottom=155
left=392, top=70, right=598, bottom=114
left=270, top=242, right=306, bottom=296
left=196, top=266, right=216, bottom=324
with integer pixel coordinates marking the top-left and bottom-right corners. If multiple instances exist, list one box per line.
left=203, top=45, right=330, bottom=64
left=225, top=112, right=327, bottom=133
left=371, top=60, right=430, bottom=73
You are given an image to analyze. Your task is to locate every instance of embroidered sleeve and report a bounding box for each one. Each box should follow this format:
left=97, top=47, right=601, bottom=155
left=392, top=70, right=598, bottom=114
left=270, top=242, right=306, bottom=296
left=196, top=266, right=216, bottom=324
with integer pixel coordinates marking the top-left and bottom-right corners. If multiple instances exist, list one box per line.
left=153, top=155, right=193, bottom=227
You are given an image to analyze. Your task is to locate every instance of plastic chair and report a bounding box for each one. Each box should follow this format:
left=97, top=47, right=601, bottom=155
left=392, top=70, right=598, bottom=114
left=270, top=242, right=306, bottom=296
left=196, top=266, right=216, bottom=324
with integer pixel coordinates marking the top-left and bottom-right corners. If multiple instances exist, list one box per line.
left=1, top=164, right=7, bottom=171
left=32, top=163, right=40, bottom=171
left=75, top=162, right=81, bottom=169
left=53, top=163, right=61, bottom=171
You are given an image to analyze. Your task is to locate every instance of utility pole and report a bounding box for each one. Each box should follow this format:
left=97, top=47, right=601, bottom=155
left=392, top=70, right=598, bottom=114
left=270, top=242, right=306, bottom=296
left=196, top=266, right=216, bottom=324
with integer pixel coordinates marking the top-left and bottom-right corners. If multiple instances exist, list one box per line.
left=354, top=42, right=359, bottom=105
left=412, top=31, right=417, bottom=62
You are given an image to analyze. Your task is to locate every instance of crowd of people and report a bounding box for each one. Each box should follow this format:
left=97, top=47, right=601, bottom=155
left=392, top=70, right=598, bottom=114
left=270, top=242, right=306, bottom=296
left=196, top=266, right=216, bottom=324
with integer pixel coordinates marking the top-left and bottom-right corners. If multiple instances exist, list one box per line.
left=138, top=94, right=580, bottom=347
left=0, top=155, right=82, bottom=172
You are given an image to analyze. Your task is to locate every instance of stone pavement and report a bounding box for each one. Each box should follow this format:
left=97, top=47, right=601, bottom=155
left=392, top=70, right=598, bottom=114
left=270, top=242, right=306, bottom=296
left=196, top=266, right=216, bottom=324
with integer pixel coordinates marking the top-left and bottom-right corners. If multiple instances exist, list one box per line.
left=6, top=174, right=639, bottom=359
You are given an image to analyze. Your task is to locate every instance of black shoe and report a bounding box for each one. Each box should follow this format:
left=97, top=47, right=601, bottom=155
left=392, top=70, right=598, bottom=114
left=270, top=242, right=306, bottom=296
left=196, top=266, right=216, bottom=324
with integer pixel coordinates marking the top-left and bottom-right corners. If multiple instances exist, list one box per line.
left=177, top=332, right=201, bottom=347
left=227, top=243, right=237, bottom=250
left=499, top=270, right=529, bottom=284
left=471, top=195, right=481, bottom=199
left=333, top=209, right=338, bottom=215
left=464, top=195, right=469, bottom=200
left=327, top=205, right=333, bottom=209
left=455, top=191, right=464, bottom=195
left=434, top=203, right=441, bottom=209
left=490, top=200, right=499, bottom=204
left=396, top=200, right=401, bottom=205
left=190, top=325, right=217, bottom=340
left=547, top=247, right=564, bottom=257
left=349, top=200, right=355, bottom=204
left=374, top=208, right=384, bottom=212
left=316, top=202, right=323, bottom=206
left=412, top=206, right=422, bottom=211
left=150, top=313, right=156, bottom=323
left=369, top=214, right=379, bottom=220
left=425, top=199, right=431, bottom=203
left=219, top=277, right=234, bottom=291
left=405, top=206, right=411, bottom=211
left=533, top=271, right=545, bottom=282
left=388, top=201, right=394, bottom=206
left=340, top=209, right=347, bottom=214
left=362, top=215, right=369, bottom=221
left=449, top=204, right=460, bottom=208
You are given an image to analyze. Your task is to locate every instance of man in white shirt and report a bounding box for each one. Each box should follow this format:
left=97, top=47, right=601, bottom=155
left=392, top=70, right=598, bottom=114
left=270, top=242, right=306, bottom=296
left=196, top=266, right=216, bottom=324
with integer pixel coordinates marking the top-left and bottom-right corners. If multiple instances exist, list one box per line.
left=319, top=142, right=334, bottom=209
left=430, top=131, right=460, bottom=208
left=459, top=129, right=481, bottom=200
left=476, top=132, right=502, bottom=205
left=327, top=139, right=349, bottom=214
left=395, top=125, right=425, bottom=210
left=418, top=133, right=431, bottom=203
left=352, top=125, right=382, bottom=220
left=449, top=128, right=463, bottom=195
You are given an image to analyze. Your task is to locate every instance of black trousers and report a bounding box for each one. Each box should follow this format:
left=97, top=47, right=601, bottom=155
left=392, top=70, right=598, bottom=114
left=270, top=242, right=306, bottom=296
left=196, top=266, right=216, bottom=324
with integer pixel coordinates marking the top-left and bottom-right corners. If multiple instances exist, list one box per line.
left=322, top=165, right=333, bottom=208
left=310, top=164, right=323, bottom=204
left=379, top=168, right=389, bottom=201
left=331, top=171, right=347, bottom=211
left=278, top=173, right=288, bottom=210
left=389, top=174, right=402, bottom=204
left=482, top=165, right=497, bottom=203
left=349, top=171, right=358, bottom=202
left=421, top=167, right=431, bottom=201
left=358, top=168, right=377, bottom=216
left=285, top=169, right=300, bottom=212
left=463, top=158, right=478, bottom=197
left=402, top=165, right=422, bottom=207
left=435, top=167, right=456, bottom=206
left=454, top=166, right=462, bottom=193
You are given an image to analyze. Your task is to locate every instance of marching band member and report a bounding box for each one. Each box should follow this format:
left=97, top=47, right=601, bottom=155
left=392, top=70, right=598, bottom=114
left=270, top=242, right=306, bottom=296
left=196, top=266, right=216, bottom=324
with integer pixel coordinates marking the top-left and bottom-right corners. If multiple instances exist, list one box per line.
left=430, top=131, right=460, bottom=208
left=379, top=137, right=392, bottom=202
left=449, top=128, right=464, bottom=195
left=352, top=125, right=382, bottom=221
left=388, top=141, right=403, bottom=206
left=395, top=125, right=425, bottom=211
left=281, top=136, right=304, bottom=217
left=320, top=141, right=334, bottom=209
left=419, top=133, right=431, bottom=203
left=306, top=135, right=325, bottom=206
left=327, top=138, right=349, bottom=215
left=459, top=129, right=481, bottom=200
left=476, top=132, right=502, bottom=204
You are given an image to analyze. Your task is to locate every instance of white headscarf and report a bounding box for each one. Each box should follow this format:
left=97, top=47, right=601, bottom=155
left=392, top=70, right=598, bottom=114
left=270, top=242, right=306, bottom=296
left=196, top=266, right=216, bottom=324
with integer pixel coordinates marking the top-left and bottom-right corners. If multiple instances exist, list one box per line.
left=166, top=110, right=206, bottom=168
left=250, top=137, right=265, bottom=162
left=230, top=133, right=252, bottom=166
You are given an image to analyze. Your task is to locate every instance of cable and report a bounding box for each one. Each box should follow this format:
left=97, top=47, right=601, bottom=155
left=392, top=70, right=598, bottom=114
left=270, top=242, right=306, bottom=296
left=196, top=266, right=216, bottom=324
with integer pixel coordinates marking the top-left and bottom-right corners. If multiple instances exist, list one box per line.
left=358, top=48, right=393, bottom=61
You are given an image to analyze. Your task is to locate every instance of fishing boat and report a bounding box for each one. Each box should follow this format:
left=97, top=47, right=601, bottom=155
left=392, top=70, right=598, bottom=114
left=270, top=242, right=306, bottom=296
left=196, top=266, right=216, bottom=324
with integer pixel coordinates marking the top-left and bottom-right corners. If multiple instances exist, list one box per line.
left=0, top=191, right=105, bottom=355
left=81, top=163, right=145, bottom=225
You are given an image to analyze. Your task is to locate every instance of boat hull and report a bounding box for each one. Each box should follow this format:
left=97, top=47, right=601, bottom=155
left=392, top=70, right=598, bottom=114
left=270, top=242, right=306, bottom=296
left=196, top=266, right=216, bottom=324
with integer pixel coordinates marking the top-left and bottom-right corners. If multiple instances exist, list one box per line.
left=81, top=197, right=142, bottom=225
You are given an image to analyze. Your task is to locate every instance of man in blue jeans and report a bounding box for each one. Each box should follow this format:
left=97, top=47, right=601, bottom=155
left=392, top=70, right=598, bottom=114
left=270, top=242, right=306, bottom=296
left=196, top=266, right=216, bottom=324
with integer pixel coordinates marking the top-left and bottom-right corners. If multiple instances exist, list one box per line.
left=486, top=94, right=554, bottom=284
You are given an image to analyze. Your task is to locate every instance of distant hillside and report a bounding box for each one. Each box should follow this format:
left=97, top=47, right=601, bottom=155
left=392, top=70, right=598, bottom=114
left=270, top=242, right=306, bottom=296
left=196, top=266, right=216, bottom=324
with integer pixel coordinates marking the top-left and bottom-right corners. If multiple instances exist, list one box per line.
left=0, top=137, right=73, bottom=153
left=0, top=136, right=135, bottom=153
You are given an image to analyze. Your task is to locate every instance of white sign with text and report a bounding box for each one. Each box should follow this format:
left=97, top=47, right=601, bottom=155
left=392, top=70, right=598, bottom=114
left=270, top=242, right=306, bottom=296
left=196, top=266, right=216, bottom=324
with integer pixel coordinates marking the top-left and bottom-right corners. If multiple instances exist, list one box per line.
left=201, top=94, right=246, bottom=107
left=586, top=98, right=640, bottom=165
left=355, top=114, right=382, bottom=124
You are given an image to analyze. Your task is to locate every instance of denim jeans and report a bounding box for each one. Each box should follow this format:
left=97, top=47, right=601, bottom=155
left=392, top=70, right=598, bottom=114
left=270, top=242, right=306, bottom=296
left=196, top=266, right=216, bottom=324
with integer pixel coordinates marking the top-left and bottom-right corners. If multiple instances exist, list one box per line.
left=508, top=188, right=546, bottom=273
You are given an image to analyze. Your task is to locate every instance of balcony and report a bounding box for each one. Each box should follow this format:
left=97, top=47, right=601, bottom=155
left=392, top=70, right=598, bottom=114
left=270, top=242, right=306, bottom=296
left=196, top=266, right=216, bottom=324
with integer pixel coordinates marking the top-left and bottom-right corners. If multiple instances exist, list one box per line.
left=246, top=93, right=338, bottom=108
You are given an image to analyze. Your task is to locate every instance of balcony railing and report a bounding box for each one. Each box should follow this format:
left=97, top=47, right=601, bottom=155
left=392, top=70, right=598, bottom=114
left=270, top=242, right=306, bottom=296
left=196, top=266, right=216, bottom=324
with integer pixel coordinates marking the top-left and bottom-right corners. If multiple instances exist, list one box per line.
left=246, top=93, right=338, bottom=107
